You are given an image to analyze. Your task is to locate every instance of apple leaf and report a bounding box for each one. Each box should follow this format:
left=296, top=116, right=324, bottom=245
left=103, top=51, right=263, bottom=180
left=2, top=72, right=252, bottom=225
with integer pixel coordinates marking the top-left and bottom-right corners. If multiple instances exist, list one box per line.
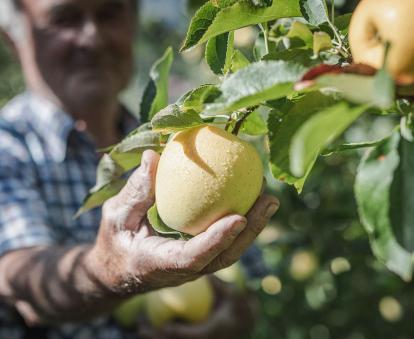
left=181, top=0, right=301, bottom=51
left=151, top=104, right=205, bottom=134
left=290, top=102, right=367, bottom=177
left=76, top=178, right=126, bottom=217
left=178, top=84, right=221, bottom=113
left=317, top=73, right=393, bottom=109
left=299, top=0, right=329, bottom=26
left=264, top=49, right=315, bottom=67
left=355, top=132, right=413, bottom=281
left=390, top=137, right=414, bottom=253
left=268, top=92, right=337, bottom=192
left=205, top=61, right=307, bottom=115
left=92, top=154, right=125, bottom=192
left=241, top=110, right=268, bottom=135
left=373, top=68, right=395, bottom=109
left=286, top=21, right=314, bottom=48
left=313, top=31, right=332, bottom=55
left=109, top=129, right=163, bottom=171
left=140, top=47, right=174, bottom=123
left=205, top=32, right=234, bottom=75
left=230, top=49, right=251, bottom=72
left=147, top=204, right=192, bottom=240
left=321, top=134, right=392, bottom=156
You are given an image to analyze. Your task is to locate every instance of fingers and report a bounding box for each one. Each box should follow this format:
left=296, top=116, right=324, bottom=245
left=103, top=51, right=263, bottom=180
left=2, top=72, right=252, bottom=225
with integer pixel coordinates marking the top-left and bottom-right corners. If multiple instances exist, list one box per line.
left=108, top=150, right=160, bottom=231
left=175, top=215, right=247, bottom=273
left=202, top=194, right=279, bottom=273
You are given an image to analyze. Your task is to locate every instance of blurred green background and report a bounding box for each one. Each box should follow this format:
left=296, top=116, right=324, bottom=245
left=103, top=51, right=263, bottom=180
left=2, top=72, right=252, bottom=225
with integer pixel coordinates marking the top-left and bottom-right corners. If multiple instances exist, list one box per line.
left=1, top=1, right=413, bottom=338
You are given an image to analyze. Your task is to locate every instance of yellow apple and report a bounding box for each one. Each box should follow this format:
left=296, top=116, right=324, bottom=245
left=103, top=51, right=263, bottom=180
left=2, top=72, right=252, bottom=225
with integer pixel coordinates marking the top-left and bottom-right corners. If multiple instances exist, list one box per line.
left=155, top=125, right=263, bottom=236
left=349, top=0, right=414, bottom=83
left=289, top=249, right=318, bottom=281
left=113, top=294, right=145, bottom=328
left=214, top=262, right=246, bottom=290
left=145, top=276, right=214, bottom=327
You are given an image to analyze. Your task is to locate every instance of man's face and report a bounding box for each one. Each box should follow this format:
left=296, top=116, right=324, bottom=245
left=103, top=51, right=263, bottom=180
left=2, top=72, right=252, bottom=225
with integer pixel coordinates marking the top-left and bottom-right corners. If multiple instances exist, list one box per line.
left=20, top=0, right=136, bottom=108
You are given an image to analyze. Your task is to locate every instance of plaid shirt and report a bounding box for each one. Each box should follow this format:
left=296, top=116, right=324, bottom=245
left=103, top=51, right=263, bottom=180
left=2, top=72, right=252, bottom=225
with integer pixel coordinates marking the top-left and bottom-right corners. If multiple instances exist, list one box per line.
left=0, top=92, right=138, bottom=339
left=0, top=92, right=268, bottom=339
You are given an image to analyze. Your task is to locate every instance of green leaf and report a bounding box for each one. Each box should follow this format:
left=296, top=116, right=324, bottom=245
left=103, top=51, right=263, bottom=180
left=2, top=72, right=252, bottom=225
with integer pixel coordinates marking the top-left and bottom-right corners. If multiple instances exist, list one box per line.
left=94, top=154, right=125, bottom=191
left=205, top=60, right=307, bottom=115
left=178, top=84, right=221, bottom=113
left=76, top=178, right=126, bottom=217
left=241, top=110, right=268, bottom=135
left=313, top=31, right=332, bottom=55
left=355, top=132, right=413, bottom=281
left=334, top=13, right=352, bottom=34
left=390, top=137, right=414, bottom=253
left=140, top=47, right=174, bottom=122
left=321, top=135, right=391, bottom=156
left=109, top=129, right=163, bottom=171
left=268, top=92, right=336, bottom=192
left=205, top=32, right=234, bottom=75
left=181, top=0, right=301, bottom=51
left=373, top=68, right=395, bottom=109
left=147, top=204, right=192, bottom=240
left=300, top=0, right=329, bottom=26
left=249, top=0, right=273, bottom=7
left=286, top=21, right=314, bottom=48
left=317, top=73, right=393, bottom=109
left=263, top=49, right=315, bottom=67
left=230, top=49, right=251, bottom=72
left=290, top=102, right=367, bottom=177
left=151, top=104, right=205, bottom=134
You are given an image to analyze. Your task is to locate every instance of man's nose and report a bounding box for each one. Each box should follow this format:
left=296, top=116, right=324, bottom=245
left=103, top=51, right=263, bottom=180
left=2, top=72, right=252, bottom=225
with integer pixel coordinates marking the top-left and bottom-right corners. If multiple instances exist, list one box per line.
left=77, top=19, right=104, bottom=49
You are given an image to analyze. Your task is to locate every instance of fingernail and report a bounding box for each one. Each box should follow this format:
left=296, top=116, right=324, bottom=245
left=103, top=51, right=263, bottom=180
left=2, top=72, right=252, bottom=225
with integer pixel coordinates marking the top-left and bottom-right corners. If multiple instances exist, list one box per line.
left=232, top=220, right=246, bottom=236
left=265, top=203, right=279, bottom=218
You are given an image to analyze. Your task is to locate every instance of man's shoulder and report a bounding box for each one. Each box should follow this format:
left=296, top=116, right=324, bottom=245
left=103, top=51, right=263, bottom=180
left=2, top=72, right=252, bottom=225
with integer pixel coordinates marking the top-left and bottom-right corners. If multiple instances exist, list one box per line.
left=0, top=93, right=31, bottom=135
left=0, top=94, right=35, bottom=163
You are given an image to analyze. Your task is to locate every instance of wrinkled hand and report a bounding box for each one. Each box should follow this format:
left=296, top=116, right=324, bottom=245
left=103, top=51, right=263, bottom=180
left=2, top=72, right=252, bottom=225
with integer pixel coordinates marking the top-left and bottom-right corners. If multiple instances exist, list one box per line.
left=88, top=150, right=279, bottom=295
left=137, top=277, right=257, bottom=339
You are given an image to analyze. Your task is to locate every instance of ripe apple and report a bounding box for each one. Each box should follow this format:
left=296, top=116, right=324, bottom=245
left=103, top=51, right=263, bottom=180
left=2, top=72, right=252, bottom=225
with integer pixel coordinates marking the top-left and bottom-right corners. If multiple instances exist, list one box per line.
left=145, top=276, right=214, bottom=327
left=155, top=125, right=263, bottom=235
left=113, top=294, right=145, bottom=328
left=349, top=0, right=414, bottom=83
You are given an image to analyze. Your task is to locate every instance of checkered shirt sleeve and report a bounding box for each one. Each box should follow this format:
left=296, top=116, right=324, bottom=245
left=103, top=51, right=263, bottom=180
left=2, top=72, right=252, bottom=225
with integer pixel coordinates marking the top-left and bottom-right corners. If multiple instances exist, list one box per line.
left=0, top=128, right=54, bottom=257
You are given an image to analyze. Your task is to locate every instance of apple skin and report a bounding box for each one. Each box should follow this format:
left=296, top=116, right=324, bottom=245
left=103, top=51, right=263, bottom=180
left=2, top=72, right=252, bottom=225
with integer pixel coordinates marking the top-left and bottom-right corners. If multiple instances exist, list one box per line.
left=155, top=125, right=263, bottom=236
left=113, top=294, right=145, bottom=328
left=349, top=0, right=414, bottom=83
left=145, top=276, right=215, bottom=327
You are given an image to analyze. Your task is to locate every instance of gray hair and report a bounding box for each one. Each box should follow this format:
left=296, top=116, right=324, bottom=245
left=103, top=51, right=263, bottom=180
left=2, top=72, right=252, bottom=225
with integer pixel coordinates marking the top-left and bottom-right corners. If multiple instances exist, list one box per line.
left=0, top=0, right=25, bottom=42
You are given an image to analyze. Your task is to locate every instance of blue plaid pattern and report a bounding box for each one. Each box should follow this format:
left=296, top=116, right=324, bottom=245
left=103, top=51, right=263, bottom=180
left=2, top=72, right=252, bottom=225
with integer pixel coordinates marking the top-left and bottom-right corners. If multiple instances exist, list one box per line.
left=0, top=92, right=137, bottom=339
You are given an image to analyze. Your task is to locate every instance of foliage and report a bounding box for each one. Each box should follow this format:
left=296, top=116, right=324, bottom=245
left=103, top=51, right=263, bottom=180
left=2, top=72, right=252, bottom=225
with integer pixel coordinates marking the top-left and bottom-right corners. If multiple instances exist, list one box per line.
left=79, top=1, right=414, bottom=336
left=2, top=0, right=414, bottom=337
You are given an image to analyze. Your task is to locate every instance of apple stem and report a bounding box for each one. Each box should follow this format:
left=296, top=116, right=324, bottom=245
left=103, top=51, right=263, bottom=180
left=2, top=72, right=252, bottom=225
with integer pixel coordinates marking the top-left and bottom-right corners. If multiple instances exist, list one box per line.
left=232, top=106, right=258, bottom=136
left=259, top=22, right=270, bottom=55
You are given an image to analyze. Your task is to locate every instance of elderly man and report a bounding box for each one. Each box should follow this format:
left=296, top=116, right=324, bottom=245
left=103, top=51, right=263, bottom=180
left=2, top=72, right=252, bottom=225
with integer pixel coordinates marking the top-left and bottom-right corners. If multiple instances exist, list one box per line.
left=0, top=0, right=279, bottom=338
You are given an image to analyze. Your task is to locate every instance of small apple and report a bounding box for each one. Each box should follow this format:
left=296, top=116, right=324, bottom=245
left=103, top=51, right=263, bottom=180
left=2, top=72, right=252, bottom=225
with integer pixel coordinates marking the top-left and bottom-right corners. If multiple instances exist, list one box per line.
left=145, top=276, right=214, bottom=327
left=113, top=294, right=145, bottom=328
left=214, top=262, right=246, bottom=290
left=156, top=125, right=263, bottom=236
left=349, top=0, right=414, bottom=83
left=289, top=249, right=318, bottom=281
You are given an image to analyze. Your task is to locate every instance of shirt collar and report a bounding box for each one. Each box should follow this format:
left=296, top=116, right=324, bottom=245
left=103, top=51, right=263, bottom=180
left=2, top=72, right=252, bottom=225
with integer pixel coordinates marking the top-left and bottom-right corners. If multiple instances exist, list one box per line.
left=26, top=91, right=75, bottom=163
left=25, top=92, right=139, bottom=163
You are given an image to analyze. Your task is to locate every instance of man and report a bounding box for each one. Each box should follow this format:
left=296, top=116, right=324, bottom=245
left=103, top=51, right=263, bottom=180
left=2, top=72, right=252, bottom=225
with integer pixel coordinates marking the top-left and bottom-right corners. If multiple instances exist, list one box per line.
left=0, top=0, right=279, bottom=338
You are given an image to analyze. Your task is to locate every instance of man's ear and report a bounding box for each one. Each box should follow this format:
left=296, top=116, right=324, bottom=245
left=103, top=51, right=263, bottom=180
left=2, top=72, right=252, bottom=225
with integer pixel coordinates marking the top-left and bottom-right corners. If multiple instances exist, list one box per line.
left=0, top=29, right=20, bottom=61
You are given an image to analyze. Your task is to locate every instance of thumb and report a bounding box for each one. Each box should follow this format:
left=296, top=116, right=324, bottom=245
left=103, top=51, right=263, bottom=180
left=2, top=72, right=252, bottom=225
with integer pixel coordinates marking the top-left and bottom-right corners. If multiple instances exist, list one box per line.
left=115, top=150, right=160, bottom=231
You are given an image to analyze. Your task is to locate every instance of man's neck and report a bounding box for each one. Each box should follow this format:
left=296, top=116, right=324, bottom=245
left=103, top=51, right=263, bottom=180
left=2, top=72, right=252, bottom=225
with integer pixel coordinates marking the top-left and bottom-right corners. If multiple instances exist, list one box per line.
left=68, top=101, right=122, bottom=149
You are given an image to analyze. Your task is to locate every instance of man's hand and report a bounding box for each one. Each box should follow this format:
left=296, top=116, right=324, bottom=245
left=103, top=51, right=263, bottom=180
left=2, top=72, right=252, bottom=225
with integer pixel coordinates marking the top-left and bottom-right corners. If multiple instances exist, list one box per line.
left=87, top=150, right=279, bottom=295
left=137, top=277, right=257, bottom=339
